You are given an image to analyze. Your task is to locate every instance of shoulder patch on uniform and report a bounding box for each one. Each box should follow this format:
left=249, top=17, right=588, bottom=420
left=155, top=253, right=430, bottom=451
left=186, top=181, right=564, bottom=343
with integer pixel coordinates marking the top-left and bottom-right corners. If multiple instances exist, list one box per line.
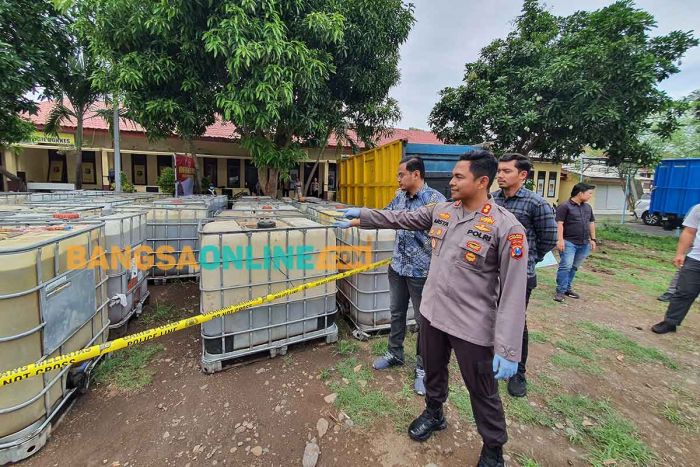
left=510, top=245, right=524, bottom=259
left=481, top=204, right=492, bottom=215
left=439, top=212, right=451, bottom=220
left=479, top=215, right=495, bottom=225
left=508, top=233, right=525, bottom=244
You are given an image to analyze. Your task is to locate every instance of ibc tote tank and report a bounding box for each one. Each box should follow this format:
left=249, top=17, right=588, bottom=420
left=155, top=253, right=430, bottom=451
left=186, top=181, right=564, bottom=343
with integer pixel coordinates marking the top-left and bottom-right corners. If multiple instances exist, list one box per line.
left=0, top=221, right=109, bottom=464
left=198, top=217, right=338, bottom=372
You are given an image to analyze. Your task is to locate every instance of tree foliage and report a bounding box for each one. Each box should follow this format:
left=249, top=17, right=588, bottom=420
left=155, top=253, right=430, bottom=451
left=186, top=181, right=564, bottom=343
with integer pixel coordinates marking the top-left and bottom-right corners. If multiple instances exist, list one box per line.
left=0, top=0, right=69, bottom=145
left=78, top=0, right=413, bottom=195
left=429, top=0, right=697, bottom=167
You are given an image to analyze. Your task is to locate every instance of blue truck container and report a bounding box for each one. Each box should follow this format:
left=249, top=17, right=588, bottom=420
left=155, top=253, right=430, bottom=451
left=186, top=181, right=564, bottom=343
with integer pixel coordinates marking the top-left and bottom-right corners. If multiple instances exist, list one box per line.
left=403, top=143, right=479, bottom=199
left=649, top=158, right=700, bottom=229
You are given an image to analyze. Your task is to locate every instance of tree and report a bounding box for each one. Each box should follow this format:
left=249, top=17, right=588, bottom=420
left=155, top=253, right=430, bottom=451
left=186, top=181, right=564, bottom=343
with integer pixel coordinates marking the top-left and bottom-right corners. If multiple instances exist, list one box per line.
left=43, top=40, right=102, bottom=190
left=0, top=0, right=69, bottom=145
left=644, top=90, right=700, bottom=157
left=78, top=0, right=413, bottom=196
left=429, top=0, right=698, bottom=168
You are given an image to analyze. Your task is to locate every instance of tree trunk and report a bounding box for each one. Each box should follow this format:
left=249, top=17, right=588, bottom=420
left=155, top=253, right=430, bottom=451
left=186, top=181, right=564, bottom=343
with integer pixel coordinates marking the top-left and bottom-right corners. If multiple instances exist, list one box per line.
left=0, top=167, right=26, bottom=191
left=74, top=114, right=83, bottom=189
left=258, top=166, right=279, bottom=198
left=304, top=142, right=328, bottom=197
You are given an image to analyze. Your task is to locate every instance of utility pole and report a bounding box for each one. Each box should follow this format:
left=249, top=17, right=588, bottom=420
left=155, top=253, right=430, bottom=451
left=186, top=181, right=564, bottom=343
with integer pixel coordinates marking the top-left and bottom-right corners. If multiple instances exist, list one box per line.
left=113, top=97, right=121, bottom=192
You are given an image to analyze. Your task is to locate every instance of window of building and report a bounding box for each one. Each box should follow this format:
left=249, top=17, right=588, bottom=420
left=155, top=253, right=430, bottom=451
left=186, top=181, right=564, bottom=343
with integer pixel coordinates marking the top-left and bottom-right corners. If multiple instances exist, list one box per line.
left=81, top=151, right=97, bottom=185
left=131, top=154, right=147, bottom=185
left=226, top=159, right=241, bottom=188
left=157, top=155, right=173, bottom=176
left=547, top=171, right=557, bottom=198
left=202, top=157, right=218, bottom=186
left=536, top=171, right=546, bottom=196
left=48, top=150, right=67, bottom=183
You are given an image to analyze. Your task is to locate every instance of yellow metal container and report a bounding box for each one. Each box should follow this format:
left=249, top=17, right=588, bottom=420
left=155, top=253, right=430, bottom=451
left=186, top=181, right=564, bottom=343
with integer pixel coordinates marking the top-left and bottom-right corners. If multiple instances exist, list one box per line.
left=338, top=140, right=403, bottom=209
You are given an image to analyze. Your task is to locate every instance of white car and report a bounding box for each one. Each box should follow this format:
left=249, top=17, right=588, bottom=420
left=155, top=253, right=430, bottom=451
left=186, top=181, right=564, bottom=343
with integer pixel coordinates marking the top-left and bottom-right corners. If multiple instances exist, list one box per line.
left=634, top=193, right=661, bottom=225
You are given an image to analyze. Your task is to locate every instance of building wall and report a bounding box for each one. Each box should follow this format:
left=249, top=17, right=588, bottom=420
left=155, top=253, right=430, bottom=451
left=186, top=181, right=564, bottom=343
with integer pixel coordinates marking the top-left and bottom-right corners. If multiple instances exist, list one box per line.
left=559, top=173, right=626, bottom=213
left=5, top=129, right=348, bottom=195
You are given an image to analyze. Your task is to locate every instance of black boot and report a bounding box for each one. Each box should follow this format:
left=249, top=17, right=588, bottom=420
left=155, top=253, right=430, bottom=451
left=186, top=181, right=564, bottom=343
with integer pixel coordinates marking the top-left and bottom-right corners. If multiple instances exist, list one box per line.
left=651, top=320, right=677, bottom=334
left=408, top=406, right=447, bottom=442
left=477, top=444, right=504, bottom=467
left=507, top=372, right=527, bottom=398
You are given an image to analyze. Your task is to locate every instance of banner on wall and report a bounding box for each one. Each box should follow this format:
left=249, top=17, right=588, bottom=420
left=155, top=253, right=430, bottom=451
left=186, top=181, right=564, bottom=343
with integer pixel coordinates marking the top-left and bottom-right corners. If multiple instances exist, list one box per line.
left=173, top=153, right=195, bottom=196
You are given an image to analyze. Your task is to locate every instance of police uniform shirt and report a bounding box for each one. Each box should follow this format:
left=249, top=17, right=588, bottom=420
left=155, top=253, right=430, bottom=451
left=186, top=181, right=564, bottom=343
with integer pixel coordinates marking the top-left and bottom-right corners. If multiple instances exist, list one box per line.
left=359, top=198, right=528, bottom=361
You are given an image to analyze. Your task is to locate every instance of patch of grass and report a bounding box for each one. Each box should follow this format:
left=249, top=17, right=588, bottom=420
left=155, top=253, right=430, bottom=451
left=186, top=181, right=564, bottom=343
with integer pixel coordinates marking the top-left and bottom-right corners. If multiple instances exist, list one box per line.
left=599, top=224, right=677, bottom=253
left=547, top=394, right=655, bottom=466
left=371, top=339, right=388, bottom=356
left=335, top=339, right=359, bottom=356
left=551, top=352, right=603, bottom=375
left=332, top=357, right=396, bottom=427
left=555, top=340, right=596, bottom=360
left=535, top=373, right=562, bottom=390
left=528, top=330, right=549, bottom=344
left=449, top=385, right=474, bottom=422
left=661, top=403, right=699, bottom=433
left=319, top=368, right=331, bottom=381
left=575, top=270, right=602, bottom=286
left=499, top=384, right=554, bottom=427
left=93, top=344, right=164, bottom=391
left=140, top=301, right=178, bottom=326
left=516, top=455, right=540, bottom=467
left=577, top=322, right=678, bottom=369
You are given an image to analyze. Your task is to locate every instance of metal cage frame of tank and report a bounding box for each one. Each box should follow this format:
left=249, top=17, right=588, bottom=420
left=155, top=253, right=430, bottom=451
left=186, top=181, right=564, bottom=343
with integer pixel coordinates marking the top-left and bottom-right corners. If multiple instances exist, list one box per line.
left=0, top=219, right=110, bottom=464
left=335, top=227, right=416, bottom=337
left=116, top=205, right=211, bottom=281
left=198, top=219, right=339, bottom=373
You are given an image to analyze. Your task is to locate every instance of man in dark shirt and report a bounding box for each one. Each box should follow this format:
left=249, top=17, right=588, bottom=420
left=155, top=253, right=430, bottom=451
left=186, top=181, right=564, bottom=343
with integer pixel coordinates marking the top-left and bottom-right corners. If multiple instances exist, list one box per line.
left=493, top=153, right=557, bottom=397
left=555, top=183, right=597, bottom=302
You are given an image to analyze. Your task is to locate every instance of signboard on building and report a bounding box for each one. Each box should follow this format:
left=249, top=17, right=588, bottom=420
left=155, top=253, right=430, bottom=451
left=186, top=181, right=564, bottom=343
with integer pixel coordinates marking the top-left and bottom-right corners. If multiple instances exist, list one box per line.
left=174, top=153, right=195, bottom=181
left=174, top=152, right=195, bottom=196
left=22, top=131, right=75, bottom=146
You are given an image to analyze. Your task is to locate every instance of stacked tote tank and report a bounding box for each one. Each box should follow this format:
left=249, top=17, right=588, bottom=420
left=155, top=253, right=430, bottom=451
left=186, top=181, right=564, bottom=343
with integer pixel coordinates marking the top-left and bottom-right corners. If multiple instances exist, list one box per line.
left=0, top=220, right=109, bottom=464
left=198, top=216, right=338, bottom=372
left=0, top=204, right=150, bottom=336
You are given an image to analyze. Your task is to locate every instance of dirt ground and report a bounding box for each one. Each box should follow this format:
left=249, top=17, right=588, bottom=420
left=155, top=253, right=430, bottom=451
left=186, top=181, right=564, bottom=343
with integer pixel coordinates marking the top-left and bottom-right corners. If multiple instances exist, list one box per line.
left=19, top=228, right=700, bottom=467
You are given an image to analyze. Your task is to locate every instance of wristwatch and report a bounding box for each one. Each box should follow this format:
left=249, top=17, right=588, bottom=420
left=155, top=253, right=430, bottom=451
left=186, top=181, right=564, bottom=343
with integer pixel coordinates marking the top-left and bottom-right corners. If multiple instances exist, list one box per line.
left=590, top=238, right=597, bottom=241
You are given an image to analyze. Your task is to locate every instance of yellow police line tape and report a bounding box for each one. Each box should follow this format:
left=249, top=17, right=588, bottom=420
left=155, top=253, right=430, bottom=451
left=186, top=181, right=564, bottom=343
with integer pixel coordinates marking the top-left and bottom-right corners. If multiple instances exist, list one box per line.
left=1, top=258, right=392, bottom=387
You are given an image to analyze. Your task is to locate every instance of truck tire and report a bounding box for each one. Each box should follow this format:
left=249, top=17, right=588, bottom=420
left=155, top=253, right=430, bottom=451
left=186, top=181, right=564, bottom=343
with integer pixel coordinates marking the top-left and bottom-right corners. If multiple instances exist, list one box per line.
left=641, top=211, right=661, bottom=226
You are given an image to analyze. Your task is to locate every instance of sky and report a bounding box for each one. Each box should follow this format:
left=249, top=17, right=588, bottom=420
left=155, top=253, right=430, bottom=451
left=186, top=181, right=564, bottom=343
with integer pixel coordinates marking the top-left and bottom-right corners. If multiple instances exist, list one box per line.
left=390, top=0, right=700, bottom=129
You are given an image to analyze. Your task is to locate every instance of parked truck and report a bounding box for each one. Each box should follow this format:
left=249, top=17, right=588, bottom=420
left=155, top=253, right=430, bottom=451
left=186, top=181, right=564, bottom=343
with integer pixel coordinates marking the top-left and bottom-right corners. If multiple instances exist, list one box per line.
left=649, top=158, right=700, bottom=230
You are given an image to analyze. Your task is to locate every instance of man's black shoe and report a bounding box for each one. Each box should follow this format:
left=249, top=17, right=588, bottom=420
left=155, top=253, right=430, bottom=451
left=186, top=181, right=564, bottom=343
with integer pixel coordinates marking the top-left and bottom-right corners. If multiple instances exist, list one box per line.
left=477, top=444, right=505, bottom=467
left=651, top=321, right=677, bottom=334
left=657, top=292, right=673, bottom=302
left=564, top=290, right=580, bottom=299
left=408, top=408, right=447, bottom=442
left=507, top=372, right=527, bottom=398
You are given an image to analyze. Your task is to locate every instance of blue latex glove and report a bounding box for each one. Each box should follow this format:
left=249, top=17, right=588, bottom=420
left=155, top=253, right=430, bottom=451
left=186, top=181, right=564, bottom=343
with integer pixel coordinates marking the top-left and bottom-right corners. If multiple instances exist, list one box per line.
left=339, top=208, right=361, bottom=219
left=333, top=220, right=352, bottom=229
left=492, top=354, right=518, bottom=380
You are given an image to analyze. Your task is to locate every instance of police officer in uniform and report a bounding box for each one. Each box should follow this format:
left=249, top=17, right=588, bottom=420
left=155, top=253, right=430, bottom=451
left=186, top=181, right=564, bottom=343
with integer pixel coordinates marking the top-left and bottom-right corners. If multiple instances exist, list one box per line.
left=336, top=150, right=527, bottom=467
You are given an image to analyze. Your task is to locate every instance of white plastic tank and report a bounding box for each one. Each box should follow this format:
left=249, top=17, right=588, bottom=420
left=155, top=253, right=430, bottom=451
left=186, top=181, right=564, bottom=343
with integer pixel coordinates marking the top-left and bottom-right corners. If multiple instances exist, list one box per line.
left=100, top=211, right=150, bottom=335
left=0, top=193, right=29, bottom=205
left=199, top=217, right=338, bottom=372
left=336, top=224, right=416, bottom=335
left=116, top=204, right=210, bottom=280
left=0, top=221, right=109, bottom=464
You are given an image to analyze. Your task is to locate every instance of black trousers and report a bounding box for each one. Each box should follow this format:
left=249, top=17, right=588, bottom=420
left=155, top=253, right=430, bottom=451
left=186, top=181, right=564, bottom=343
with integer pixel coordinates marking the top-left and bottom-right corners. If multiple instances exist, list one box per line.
left=421, top=317, right=508, bottom=448
left=519, top=275, right=537, bottom=375
left=387, top=266, right=426, bottom=367
left=665, top=256, right=700, bottom=325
